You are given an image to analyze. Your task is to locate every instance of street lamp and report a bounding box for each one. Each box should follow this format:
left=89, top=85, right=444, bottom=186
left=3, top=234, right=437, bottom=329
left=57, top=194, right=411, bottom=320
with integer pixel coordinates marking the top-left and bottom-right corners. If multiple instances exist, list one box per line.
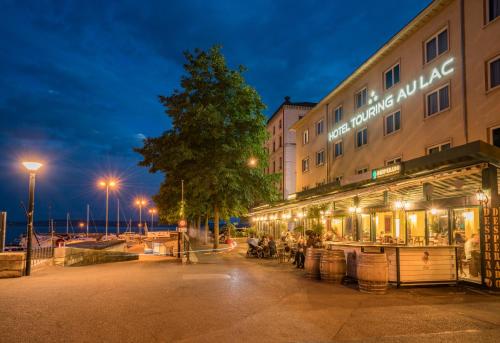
left=134, top=198, right=148, bottom=232
left=247, top=157, right=258, bottom=168
left=148, top=208, right=157, bottom=229
left=98, top=179, right=118, bottom=240
left=22, top=161, right=42, bottom=276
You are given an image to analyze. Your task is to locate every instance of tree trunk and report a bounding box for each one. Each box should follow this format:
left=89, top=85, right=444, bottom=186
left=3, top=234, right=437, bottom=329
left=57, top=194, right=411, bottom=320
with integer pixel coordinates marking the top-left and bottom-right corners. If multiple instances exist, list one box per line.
left=204, top=213, right=209, bottom=245
left=196, top=215, right=201, bottom=240
left=213, top=206, right=219, bottom=250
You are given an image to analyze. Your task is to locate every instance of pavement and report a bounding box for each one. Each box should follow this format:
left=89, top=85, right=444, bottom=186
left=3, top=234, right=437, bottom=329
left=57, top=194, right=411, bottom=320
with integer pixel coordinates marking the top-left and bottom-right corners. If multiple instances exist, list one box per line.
left=1, top=242, right=500, bottom=343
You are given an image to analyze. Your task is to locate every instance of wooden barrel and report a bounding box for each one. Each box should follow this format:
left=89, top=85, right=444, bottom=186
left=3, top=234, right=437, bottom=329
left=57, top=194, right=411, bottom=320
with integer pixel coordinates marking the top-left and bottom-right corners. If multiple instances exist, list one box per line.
left=304, top=248, right=324, bottom=278
left=320, top=249, right=346, bottom=283
left=357, top=252, right=388, bottom=294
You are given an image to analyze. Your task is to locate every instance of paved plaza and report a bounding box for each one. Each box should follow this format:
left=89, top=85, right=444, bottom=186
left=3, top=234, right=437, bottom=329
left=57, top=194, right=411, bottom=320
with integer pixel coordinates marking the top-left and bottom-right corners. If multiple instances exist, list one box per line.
left=1, top=245, right=500, bottom=342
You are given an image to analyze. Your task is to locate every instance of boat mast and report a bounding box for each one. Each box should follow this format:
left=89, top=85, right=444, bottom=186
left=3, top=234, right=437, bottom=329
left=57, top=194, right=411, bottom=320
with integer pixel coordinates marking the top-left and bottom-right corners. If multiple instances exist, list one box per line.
left=117, top=199, right=120, bottom=236
left=66, top=213, right=69, bottom=235
left=86, top=204, right=89, bottom=237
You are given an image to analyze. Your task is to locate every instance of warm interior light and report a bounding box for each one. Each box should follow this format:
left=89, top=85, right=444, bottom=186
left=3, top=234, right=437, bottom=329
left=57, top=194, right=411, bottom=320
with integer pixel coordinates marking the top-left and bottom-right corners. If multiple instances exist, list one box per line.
left=430, top=208, right=438, bottom=215
left=22, top=162, right=43, bottom=172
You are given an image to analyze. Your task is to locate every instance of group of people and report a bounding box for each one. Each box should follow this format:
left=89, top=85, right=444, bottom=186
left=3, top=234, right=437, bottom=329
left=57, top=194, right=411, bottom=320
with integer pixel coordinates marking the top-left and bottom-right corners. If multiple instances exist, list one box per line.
left=247, top=234, right=277, bottom=258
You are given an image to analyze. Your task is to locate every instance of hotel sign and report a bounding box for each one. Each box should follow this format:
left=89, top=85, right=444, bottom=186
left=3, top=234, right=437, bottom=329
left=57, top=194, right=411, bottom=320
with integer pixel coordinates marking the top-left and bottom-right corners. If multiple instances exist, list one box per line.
left=371, top=164, right=401, bottom=180
left=328, top=57, right=455, bottom=141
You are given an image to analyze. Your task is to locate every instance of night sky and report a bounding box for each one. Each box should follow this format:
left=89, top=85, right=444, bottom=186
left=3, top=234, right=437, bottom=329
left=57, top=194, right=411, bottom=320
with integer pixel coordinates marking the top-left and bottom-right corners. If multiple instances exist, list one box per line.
left=0, top=0, right=431, bottom=221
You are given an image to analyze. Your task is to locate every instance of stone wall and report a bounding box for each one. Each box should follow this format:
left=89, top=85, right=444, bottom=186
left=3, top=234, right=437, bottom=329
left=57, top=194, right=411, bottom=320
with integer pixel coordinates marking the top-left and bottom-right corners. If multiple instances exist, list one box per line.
left=0, top=252, right=25, bottom=278
left=54, top=247, right=138, bottom=267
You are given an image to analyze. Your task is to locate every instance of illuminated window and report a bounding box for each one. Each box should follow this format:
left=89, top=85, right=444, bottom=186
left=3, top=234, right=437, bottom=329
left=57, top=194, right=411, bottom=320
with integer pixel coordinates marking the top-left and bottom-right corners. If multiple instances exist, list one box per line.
left=334, top=140, right=343, bottom=158
left=427, top=141, right=451, bottom=155
left=355, top=88, right=367, bottom=109
left=303, top=129, right=309, bottom=145
left=426, top=84, right=450, bottom=117
left=486, top=0, right=500, bottom=23
left=334, top=105, right=343, bottom=124
left=491, top=126, right=500, bottom=147
left=425, top=28, right=448, bottom=63
left=356, top=127, right=368, bottom=148
left=316, top=150, right=325, bottom=166
left=384, top=63, right=400, bottom=89
left=316, top=119, right=324, bottom=135
left=302, top=158, right=310, bottom=172
left=384, top=110, right=401, bottom=135
left=386, top=157, right=402, bottom=165
left=487, top=55, right=500, bottom=90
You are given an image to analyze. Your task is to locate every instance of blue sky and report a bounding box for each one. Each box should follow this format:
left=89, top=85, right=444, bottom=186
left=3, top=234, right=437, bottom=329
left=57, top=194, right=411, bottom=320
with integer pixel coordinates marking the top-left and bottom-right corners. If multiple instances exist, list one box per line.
left=0, top=0, right=431, bottom=221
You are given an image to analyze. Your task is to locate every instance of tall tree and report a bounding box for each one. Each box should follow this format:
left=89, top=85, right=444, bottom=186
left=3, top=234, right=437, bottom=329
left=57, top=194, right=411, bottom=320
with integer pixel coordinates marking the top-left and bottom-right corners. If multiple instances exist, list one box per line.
left=136, top=45, right=278, bottom=249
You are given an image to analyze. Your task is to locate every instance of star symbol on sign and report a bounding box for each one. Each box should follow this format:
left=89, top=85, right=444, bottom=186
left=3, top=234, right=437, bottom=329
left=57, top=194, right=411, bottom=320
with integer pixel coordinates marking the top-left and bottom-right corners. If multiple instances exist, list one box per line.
left=368, top=91, right=379, bottom=105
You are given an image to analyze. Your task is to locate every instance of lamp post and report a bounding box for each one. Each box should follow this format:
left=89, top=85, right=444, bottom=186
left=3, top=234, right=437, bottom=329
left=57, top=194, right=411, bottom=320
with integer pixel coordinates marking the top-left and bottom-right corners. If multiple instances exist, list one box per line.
left=22, top=161, right=43, bottom=276
left=135, top=198, right=148, bottom=233
left=98, top=179, right=118, bottom=240
left=149, top=208, right=157, bottom=229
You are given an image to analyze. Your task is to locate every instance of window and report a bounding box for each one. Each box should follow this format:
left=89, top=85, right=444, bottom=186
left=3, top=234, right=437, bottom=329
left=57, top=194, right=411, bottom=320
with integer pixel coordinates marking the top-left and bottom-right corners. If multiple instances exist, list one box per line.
left=303, top=129, right=309, bottom=145
left=426, top=84, right=450, bottom=117
left=334, top=175, right=343, bottom=183
left=491, top=126, right=500, bottom=147
left=316, top=119, right=324, bottom=135
left=334, top=106, right=343, bottom=124
left=273, top=141, right=276, bottom=152
left=487, top=56, right=500, bottom=90
left=279, top=136, right=282, bottom=148
left=487, top=0, right=500, bottom=23
left=316, top=150, right=325, bottom=166
left=384, top=110, right=401, bottom=135
left=273, top=160, right=276, bottom=173
left=425, top=28, right=448, bottom=63
left=279, top=157, right=283, bottom=170
left=279, top=119, right=282, bottom=129
left=355, top=88, right=367, bottom=109
left=384, top=63, right=400, bottom=89
left=427, top=141, right=451, bottom=155
left=302, top=158, right=310, bottom=172
left=334, top=140, right=343, bottom=158
left=356, top=127, right=368, bottom=148
left=386, top=157, right=402, bottom=165
left=356, top=167, right=368, bottom=175
left=273, top=126, right=275, bottom=135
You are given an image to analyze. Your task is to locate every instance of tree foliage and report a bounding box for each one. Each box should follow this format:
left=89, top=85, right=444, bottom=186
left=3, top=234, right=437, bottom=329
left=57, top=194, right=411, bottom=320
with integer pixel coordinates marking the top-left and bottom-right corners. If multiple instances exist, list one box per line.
left=135, top=45, right=279, bottom=247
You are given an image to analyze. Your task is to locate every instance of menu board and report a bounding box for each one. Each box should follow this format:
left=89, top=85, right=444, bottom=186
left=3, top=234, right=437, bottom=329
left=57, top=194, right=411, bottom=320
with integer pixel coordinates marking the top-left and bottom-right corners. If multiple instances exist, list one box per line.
left=483, top=206, right=500, bottom=289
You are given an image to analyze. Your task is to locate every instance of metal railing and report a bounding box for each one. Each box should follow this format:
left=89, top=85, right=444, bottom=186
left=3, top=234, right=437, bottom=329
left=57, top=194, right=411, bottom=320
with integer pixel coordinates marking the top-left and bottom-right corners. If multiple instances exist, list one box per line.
left=30, top=246, right=54, bottom=267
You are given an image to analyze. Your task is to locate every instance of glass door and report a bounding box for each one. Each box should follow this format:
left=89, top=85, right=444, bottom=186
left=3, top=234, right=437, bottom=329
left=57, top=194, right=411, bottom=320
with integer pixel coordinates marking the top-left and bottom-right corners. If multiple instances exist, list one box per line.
left=453, top=207, right=481, bottom=283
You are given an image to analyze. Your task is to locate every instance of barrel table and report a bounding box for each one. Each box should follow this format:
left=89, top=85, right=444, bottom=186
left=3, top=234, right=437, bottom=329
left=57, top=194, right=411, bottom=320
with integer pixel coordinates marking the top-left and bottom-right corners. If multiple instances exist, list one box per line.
left=304, top=248, right=324, bottom=279
left=320, top=249, right=346, bottom=283
left=357, top=252, right=389, bottom=294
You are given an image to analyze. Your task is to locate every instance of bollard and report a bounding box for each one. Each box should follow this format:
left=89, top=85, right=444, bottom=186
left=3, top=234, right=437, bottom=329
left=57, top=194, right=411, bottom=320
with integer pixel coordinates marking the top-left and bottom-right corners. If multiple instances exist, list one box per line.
left=0, top=212, right=6, bottom=252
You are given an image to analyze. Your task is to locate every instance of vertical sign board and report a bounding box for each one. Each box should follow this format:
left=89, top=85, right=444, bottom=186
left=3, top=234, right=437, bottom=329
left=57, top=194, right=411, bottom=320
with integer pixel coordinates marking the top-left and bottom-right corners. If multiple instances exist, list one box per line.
left=483, top=206, right=500, bottom=290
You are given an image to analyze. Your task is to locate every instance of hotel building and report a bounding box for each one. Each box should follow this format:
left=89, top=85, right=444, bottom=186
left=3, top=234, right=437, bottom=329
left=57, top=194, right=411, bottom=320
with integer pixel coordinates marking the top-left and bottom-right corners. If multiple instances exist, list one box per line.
left=253, top=0, right=500, bottom=289
left=265, top=97, right=316, bottom=200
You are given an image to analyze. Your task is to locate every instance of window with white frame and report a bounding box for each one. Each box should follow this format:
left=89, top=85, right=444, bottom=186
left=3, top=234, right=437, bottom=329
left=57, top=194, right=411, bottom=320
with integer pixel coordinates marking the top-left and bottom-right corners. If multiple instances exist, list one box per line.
left=355, top=88, right=367, bottom=109
left=316, top=150, right=325, bottom=166
left=486, top=0, right=500, bottom=23
left=302, top=157, right=310, bottom=172
left=384, top=110, right=401, bottom=135
left=334, top=105, right=343, bottom=124
left=487, top=55, right=500, bottom=91
left=356, top=167, right=369, bottom=175
left=316, top=119, right=324, bottom=135
left=303, top=129, right=309, bottom=145
left=356, top=127, right=368, bottom=148
left=491, top=125, right=500, bottom=148
left=384, top=63, right=400, bottom=89
left=427, top=141, right=451, bottom=155
left=425, top=28, right=448, bottom=64
left=426, top=84, right=450, bottom=117
left=334, top=140, right=343, bottom=158
left=386, top=157, right=402, bottom=165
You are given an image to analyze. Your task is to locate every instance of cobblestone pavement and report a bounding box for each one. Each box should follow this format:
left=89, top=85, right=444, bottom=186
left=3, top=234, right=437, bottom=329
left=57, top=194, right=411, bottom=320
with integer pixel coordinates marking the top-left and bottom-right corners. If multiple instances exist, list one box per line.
left=1, top=243, right=500, bottom=342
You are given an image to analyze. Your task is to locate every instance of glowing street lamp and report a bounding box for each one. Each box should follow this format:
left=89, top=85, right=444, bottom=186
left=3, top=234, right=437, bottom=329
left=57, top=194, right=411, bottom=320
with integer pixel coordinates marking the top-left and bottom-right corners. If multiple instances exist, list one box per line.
left=22, top=161, right=43, bottom=276
left=148, top=208, right=157, bottom=229
left=135, top=198, right=148, bottom=232
left=98, top=179, right=118, bottom=240
left=247, top=157, right=258, bottom=168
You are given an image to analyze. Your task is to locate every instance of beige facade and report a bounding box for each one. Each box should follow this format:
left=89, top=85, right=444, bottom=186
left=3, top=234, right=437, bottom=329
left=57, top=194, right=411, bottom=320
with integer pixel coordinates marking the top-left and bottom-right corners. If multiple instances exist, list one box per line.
left=292, top=0, right=500, bottom=192
left=266, top=97, right=316, bottom=199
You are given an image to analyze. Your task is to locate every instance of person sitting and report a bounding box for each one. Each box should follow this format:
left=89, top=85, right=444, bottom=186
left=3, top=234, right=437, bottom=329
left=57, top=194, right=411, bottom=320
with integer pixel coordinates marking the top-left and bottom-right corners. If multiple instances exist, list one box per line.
left=247, top=235, right=259, bottom=248
left=268, top=236, right=277, bottom=257
left=295, top=237, right=306, bottom=269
